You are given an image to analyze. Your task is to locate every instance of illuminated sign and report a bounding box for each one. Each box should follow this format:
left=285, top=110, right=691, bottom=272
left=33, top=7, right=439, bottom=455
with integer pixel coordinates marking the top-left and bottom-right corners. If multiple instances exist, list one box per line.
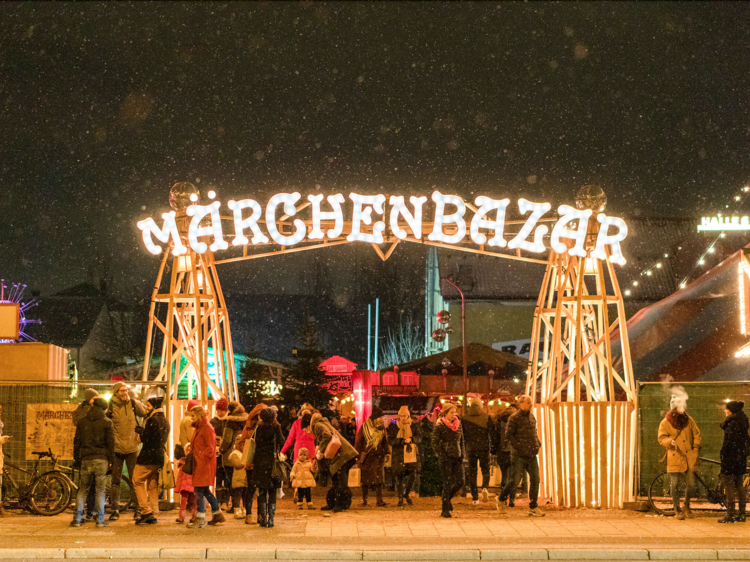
left=698, top=216, right=750, bottom=232
left=138, top=191, right=629, bottom=265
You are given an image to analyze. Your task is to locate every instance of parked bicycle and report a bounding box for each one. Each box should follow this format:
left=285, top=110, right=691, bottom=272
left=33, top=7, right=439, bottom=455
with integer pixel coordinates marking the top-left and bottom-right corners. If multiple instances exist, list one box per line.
left=648, top=457, right=750, bottom=515
left=1, top=449, right=74, bottom=516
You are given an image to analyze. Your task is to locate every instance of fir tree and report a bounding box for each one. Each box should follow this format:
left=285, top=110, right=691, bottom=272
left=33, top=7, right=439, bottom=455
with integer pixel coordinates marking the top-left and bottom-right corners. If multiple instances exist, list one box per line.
left=280, top=320, right=331, bottom=410
left=237, top=338, right=273, bottom=411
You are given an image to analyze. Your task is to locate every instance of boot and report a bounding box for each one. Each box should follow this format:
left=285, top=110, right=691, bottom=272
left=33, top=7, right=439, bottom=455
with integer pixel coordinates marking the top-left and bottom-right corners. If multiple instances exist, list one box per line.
left=257, top=496, right=268, bottom=528
left=0, top=505, right=7, bottom=518
left=682, top=504, right=694, bottom=519
left=361, top=486, right=369, bottom=507
left=207, top=510, right=225, bottom=526
left=738, top=503, right=747, bottom=523
left=375, top=485, right=387, bottom=507
left=397, top=498, right=404, bottom=507
left=267, top=502, right=276, bottom=528
left=245, top=513, right=257, bottom=525
left=187, top=514, right=206, bottom=529
left=719, top=511, right=735, bottom=523
left=441, top=498, right=452, bottom=518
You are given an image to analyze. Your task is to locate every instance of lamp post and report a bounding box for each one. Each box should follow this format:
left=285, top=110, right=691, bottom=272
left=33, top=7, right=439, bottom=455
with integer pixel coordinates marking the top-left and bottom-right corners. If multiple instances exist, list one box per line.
left=441, top=278, right=468, bottom=415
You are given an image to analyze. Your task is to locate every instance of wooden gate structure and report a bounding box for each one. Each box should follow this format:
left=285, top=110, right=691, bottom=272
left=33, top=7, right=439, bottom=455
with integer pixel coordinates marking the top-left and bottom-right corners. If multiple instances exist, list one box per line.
left=140, top=183, right=635, bottom=508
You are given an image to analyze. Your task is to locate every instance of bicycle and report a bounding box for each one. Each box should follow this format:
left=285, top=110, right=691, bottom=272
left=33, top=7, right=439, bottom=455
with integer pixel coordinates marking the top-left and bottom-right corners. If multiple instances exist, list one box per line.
left=647, top=457, right=750, bottom=515
left=1, top=449, right=73, bottom=516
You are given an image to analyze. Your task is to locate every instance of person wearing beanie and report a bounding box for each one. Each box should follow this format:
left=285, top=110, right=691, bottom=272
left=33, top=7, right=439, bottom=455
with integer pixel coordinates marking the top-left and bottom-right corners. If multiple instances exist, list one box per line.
left=210, top=398, right=231, bottom=509
left=462, top=396, right=494, bottom=504
left=218, top=402, right=248, bottom=513
left=71, top=396, right=115, bottom=528
left=355, top=405, right=391, bottom=507
left=251, top=407, right=285, bottom=528
left=185, top=405, right=226, bottom=528
left=179, top=400, right=201, bottom=451
left=72, top=387, right=100, bottom=519
left=132, top=395, right=170, bottom=525
left=432, top=403, right=465, bottom=518
left=106, top=382, right=147, bottom=521
left=493, top=404, right=519, bottom=495
left=387, top=405, right=423, bottom=507
left=719, top=400, right=749, bottom=523
left=657, top=393, right=701, bottom=521
left=290, top=447, right=317, bottom=510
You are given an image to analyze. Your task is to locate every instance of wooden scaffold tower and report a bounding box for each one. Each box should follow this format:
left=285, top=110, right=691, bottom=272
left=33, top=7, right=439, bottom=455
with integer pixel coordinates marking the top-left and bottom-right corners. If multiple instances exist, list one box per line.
left=141, top=182, right=238, bottom=406
left=526, top=186, right=636, bottom=509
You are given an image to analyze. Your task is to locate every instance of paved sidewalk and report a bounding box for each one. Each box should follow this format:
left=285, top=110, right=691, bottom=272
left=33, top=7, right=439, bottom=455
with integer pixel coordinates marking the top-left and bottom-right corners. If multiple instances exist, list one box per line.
left=3, top=495, right=750, bottom=560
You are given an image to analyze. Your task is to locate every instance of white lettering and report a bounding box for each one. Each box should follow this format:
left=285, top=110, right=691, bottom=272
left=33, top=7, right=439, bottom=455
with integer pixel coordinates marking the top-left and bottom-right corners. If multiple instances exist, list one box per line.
left=550, top=205, right=592, bottom=257
left=265, top=193, right=307, bottom=246
left=308, top=194, right=345, bottom=239
left=186, top=201, right=229, bottom=254
left=507, top=199, right=551, bottom=253
left=428, top=191, right=466, bottom=244
left=470, top=196, right=510, bottom=246
left=137, top=212, right=187, bottom=256
left=348, top=193, right=386, bottom=243
left=389, top=195, right=427, bottom=240
left=227, top=199, right=268, bottom=245
left=591, top=214, right=628, bottom=265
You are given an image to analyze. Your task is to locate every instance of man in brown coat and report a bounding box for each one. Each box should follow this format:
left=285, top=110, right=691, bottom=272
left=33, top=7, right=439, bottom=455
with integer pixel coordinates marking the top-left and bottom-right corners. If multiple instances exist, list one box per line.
left=657, top=394, right=701, bottom=520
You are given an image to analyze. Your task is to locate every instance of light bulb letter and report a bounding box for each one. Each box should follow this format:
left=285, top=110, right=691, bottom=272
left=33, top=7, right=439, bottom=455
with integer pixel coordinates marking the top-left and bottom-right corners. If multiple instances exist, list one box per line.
left=428, top=191, right=466, bottom=244
left=389, top=195, right=427, bottom=239
left=591, top=214, right=628, bottom=265
left=308, top=193, right=345, bottom=239
left=186, top=201, right=229, bottom=254
left=227, top=199, right=269, bottom=245
left=265, top=192, right=307, bottom=246
left=470, top=196, right=510, bottom=246
left=347, top=193, right=386, bottom=243
left=507, top=199, right=551, bottom=253
left=550, top=205, right=592, bottom=257
left=137, top=212, right=187, bottom=256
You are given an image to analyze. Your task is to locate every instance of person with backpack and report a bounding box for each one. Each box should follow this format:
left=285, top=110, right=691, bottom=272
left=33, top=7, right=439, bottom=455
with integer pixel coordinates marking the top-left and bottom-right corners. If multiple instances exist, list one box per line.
left=107, top=382, right=147, bottom=521
left=657, top=394, right=701, bottom=520
left=132, top=396, right=170, bottom=525
left=718, top=400, right=749, bottom=523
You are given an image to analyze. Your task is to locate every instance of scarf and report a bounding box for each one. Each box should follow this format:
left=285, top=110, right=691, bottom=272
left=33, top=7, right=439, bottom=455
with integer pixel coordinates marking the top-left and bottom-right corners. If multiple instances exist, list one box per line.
left=363, top=418, right=385, bottom=451
left=442, top=416, right=461, bottom=432
left=666, top=409, right=689, bottom=431
left=396, top=405, right=412, bottom=439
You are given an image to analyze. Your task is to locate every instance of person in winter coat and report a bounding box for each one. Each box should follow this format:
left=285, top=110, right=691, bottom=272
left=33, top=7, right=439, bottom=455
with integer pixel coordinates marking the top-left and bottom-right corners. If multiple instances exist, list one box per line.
left=496, top=395, right=544, bottom=517
left=304, top=412, right=359, bottom=512
left=0, top=403, right=9, bottom=518
left=227, top=434, right=248, bottom=519
left=387, top=405, right=422, bottom=506
left=174, top=448, right=196, bottom=525
left=72, top=388, right=99, bottom=519
left=339, top=415, right=357, bottom=445
left=218, top=402, right=247, bottom=512
left=209, top=399, right=231, bottom=509
left=132, top=396, right=170, bottom=525
left=493, top=404, right=518, bottom=493
left=432, top=403, right=465, bottom=518
left=178, top=400, right=200, bottom=451
left=106, top=382, right=147, bottom=521
left=71, top=398, right=114, bottom=527
left=250, top=407, right=285, bottom=528
left=719, top=400, right=749, bottom=523
left=657, top=394, right=701, bottom=520
left=463, top=397, right=494, bottom=504
left=290, top=447, right=317, bottom=509
left=355, top=406, right=391, bottom=507
left=281, top=403, right=317, bottom=463
left=418, top=414, right=441, bottom=497
left=237, top=403, right=267, bottom=525
left=187, top=406, right=226, bottom=528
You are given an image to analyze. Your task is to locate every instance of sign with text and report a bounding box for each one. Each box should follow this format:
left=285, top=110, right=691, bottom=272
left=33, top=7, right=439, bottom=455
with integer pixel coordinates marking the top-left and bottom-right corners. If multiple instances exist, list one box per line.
left=25, top=404, right=76, bottom=461
left=698, top=215, right=750, bottom=232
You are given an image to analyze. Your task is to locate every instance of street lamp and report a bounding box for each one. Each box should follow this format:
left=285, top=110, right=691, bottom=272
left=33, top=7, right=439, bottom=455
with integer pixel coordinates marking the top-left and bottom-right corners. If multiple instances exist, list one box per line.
left=440, top=278, right=468, bottom=415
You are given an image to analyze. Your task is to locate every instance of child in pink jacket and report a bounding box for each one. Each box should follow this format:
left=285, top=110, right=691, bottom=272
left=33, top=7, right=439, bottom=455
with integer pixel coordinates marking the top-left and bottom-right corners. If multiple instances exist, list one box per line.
left=174, top=455, right=197, bottom=524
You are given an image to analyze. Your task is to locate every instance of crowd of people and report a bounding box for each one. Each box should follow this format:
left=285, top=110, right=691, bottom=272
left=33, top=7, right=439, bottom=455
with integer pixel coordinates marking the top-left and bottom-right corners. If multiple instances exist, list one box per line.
left=3, top=382, right=748, bottom=526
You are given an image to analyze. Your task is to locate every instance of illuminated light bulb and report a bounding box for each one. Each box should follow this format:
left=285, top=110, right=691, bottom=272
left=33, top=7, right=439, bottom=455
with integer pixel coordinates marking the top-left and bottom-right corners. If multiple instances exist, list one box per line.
left=428, top=191, right=467, bottom=244
left=590, top=214, right=628, bottom=265
left=646, top=271, right=652, bottom=276
left=550, top=205, right=592, bottom=257
left=187, top=201, right=229, bottom=253
left=266, top=192, right=307, bottom=245
left=721, top=233, right=727, bottom=238
left=189, top=194, right=199, bottom=203
left=680, top=282, right=687, bottom=288
left=698, top=258, right=705, bottom=265
left=736, top=196, right=742, bottom=202
left=708, top=247, right=715, bottom=253
left=633, top=281, right=638, bottom=286
left=347, top=193, right=386, bottom=243
left=625, top=290, right=631, bottom=296
left=228, top=199, right=269, bottom=245
left=208, top=190, right=216, bottom=200
left=745, top=187, right=750, bottom=193
left=508, top=199, right=551, bottom=253
left=389, top=195, right=427, bottom=239
left=470, top=196, right=510, bottom=246
left=137, top=212, right=187, bottom=256
left=656, top=263, right=662, bottom=268
left=664, top=253, right=669, bottom=258
left=308, top=193, right=346, bottom=239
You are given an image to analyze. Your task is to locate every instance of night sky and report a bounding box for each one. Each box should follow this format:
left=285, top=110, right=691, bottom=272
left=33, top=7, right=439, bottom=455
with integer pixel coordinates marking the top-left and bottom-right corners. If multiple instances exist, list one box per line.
left=1, top=2, right=749, bottom=358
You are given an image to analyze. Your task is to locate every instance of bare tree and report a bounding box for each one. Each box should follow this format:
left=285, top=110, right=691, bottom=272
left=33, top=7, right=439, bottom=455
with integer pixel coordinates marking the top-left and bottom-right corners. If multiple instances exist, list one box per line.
left=379, top=316, right=424, bottom=369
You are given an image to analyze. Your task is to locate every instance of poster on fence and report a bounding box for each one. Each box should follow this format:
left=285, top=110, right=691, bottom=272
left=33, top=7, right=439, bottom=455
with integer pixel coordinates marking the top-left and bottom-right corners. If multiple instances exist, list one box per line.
left=25, top=404, right=77, bottom=461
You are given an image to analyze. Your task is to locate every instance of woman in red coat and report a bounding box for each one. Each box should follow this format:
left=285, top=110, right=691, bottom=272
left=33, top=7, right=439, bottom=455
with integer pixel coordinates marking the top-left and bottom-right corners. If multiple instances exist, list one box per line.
left=187, top=406, right=226, bottom=528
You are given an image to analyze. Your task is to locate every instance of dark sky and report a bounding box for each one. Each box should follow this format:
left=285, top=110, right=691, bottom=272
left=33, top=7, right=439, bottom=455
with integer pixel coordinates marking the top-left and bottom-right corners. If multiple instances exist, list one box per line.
left=1, top=2, right=749, bottom=336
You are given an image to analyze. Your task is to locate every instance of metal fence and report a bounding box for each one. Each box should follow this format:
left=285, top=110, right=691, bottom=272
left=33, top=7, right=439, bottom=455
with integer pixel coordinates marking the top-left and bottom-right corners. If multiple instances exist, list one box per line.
left=637, top=381, right=750, bottom=499
left=0, top=380, right=167, bottom=487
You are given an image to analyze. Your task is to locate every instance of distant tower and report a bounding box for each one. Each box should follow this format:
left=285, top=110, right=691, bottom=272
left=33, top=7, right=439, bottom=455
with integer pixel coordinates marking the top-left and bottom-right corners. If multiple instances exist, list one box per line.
left=141, top=183, right=238, bottom=403
left=526, top=185, right=636, bottom=509
left=424, top=247, right=448, bottom=356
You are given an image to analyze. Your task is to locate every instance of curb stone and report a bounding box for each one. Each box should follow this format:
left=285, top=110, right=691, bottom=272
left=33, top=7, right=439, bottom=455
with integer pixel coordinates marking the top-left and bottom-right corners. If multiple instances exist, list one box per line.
left=548, top=551, right=648, bottom=560
left=480, top=551, right=549, bottom=560
left=363, top=552, right=481, bottom=561
left=160, top=549, right=208, bottom=559
left=718, top=552, right=750, bottom=560
left=277, top=550, right=363, bottom=560
left=207, top=549, right=277, bottom=560
left=649, top=551, right=718, bottom=560
left=66, top=548, right=162, bottom=559
left=0, top=549, right=65, bottom=559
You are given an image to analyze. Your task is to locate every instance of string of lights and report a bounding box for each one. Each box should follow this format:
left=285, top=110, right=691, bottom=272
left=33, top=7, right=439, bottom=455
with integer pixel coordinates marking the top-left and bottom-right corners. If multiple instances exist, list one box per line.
left=623, top=185, right=750, bottom=298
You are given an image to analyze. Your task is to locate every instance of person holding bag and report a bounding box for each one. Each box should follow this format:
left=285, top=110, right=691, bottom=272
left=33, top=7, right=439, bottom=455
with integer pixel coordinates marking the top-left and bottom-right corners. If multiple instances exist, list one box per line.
left=657, top=394, right=701, bottom=520
left=355, top=406, right=391, bottom=507
left=718, top=400, right=749, bottom=523
left=387, top=406, right=422, bottom=507
left=250, top=407, right=285, bottom=528
left=237, top=403, right=266, bottom=525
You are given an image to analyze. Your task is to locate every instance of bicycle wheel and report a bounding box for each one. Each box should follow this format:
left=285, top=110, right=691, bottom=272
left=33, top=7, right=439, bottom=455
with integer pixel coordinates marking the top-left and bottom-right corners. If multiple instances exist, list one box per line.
left=29, top=473, right=71, bottom=516
left=648, top=471, right=679, bottom=515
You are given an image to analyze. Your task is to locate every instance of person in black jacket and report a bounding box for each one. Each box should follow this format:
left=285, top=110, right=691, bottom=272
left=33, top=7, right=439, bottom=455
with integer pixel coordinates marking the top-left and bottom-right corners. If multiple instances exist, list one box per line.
left=462, top=397, right=494, bottom=504
left=251, top=407, right=286, bottom=528
left=495, top=395, right=544, bottom=517
left=71, top=398, right=114, bottom=528
left=719, top=400, right=750, bottom=523
left=132, top=396, right=170, bottom=525
left=493, top=404, right=519, bottom=496
left=387, top=406, right=422, bottom=506
left=431, top=403, right=465, bottom=518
